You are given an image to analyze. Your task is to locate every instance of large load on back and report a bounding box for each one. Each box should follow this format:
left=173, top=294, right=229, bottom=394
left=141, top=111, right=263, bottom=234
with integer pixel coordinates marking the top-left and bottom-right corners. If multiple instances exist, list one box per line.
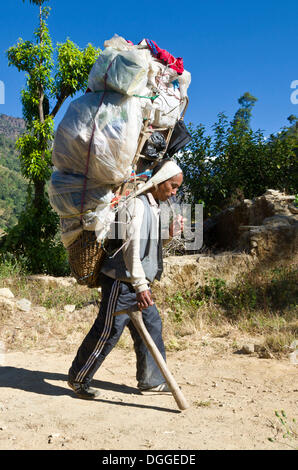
left=49, top=34, right=191, bottom=286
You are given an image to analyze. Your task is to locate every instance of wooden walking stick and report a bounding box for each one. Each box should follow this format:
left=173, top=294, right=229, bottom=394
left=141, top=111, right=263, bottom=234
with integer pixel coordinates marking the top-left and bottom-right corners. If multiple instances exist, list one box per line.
left=114, top=306, right=190, bottom=411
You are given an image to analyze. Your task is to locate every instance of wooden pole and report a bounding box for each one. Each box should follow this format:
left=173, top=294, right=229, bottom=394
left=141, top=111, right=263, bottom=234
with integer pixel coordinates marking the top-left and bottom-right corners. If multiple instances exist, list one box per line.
left=114, top=308, right=190, bottom=411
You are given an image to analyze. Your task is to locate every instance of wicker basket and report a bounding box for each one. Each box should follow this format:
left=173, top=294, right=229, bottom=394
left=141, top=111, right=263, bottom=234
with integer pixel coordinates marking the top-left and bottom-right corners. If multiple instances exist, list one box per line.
left=67, top=230, right=106, bottom=288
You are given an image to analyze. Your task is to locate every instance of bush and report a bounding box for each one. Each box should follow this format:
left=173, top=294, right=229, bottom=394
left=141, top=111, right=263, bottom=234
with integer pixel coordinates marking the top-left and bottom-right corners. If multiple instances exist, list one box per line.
left=0, top=196, right=70, bottom=276
left=178, top=112, right=298, bottom=218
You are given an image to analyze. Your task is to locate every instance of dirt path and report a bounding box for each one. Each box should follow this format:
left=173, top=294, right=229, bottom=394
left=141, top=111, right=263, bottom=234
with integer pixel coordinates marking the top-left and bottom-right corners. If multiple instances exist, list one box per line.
left=0, top=338, right=297, bottom=451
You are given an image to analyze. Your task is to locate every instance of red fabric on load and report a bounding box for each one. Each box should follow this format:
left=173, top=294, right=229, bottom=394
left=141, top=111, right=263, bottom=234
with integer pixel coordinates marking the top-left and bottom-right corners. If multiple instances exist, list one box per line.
left=145, top=39, right=184, bottom=75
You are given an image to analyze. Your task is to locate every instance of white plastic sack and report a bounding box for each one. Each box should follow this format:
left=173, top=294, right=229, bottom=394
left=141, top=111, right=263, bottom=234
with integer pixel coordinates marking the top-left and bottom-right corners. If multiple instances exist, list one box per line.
left=140, top=82, right=184, bottom=128
left=147, top=56, right=179, bottom=89
left=95, top=205, right=116, bottom=241
left=178, top=70, right=191, bottom=100
left=104, top=34, right=134, bottom=51
left=52, top=91, right=143, bottom=185
left=141, top=55, right=191, bottom=128
left=87, top=47, right=150, bottom=96
left=48, top=170, right=113, bottom=217
left=59, top=208, right=107, bottom=249
left=150, top=88, right=184, bottom=128
left=48, top=170, right=114, bottom=248
left=58, top=198, right=114, bottom=249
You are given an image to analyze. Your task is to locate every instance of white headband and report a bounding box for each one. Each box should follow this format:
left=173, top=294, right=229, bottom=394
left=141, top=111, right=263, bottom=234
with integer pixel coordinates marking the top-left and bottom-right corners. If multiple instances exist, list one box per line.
left=150, top=160, right=183, bottom=185
left=125, top=160, right=182, bottom=201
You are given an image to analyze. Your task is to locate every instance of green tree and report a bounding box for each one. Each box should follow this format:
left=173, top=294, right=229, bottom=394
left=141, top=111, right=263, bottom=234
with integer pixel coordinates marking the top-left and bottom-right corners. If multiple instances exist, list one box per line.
left=2, top=0, right=101, bottom=274
left=287, top=114, right=298, bottom=125
left=232, top=92, right=258, bottom=132
left=178, top=123, right=212, bottom=205
left=178, top=94, right=298, bottom=219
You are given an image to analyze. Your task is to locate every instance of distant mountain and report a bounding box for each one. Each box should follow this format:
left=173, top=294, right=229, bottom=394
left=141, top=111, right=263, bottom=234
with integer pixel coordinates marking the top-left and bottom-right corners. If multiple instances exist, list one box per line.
left=0, top=113, right=25, bottom=140
left=0, top=114, right=27, bottom=233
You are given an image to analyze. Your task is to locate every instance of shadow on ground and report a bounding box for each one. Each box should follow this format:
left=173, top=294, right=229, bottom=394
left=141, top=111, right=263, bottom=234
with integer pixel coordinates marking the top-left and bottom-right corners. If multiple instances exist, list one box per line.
left=0, top=366, right=179, bottom=413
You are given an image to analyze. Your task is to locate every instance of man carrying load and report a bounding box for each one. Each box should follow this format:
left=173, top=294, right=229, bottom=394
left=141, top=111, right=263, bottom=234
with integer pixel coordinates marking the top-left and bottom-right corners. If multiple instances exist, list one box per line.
left=68, top=159, right=183, bottom=399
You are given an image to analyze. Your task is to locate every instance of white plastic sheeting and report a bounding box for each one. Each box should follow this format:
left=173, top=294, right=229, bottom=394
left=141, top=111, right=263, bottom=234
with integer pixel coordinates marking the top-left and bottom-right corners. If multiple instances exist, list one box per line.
left=138, top=40, right=191, bottom=127
left=87, top=47, right=151, bottom=96
left=48, top=171, right=113, bottom=217
left=52, top=91, right=143, bottom=185
left=48, top=170, right=114, bottom=247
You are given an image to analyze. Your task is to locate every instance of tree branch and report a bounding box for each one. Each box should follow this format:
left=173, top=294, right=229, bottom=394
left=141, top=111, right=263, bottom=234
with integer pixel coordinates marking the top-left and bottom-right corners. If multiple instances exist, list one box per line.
left=50, top=86, right=71, bottom=118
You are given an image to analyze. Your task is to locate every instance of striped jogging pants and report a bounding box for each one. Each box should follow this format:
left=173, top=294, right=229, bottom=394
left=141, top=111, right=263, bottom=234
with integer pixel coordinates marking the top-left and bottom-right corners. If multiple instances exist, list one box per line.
left=68, top=273, right=167, bottom=389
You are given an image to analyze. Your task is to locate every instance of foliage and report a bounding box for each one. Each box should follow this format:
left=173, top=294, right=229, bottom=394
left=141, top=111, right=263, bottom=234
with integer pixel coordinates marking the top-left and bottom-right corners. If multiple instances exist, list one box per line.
left=1, top=195, right=70, bottom=276
left=51, top=40, right=100, bottom=116
left=178, top=95, right=298, bottom=218
left=163, top=262, right=297, bottom=354
left=0, top=253, right=27, bottom=279
left=232, top=91, right=258, bottom=130
left=15, top=116, right=54, bottom=182
left=0, top=166, right=27, bottom=230
left=0, top=134, right=22, bottom=172
left=0, top=118, right=28, bottom=230
left=170, top=265, right=297, bottom=320
left=7, top=3, right=100, bottom=191
left=0, top=114, right=25, bottom=140
left=268, top=410, right=297, bottom=448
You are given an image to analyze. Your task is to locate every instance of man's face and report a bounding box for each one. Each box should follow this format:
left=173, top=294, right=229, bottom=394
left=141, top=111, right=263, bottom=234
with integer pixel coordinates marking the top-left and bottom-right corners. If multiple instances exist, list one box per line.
left=154, top=173, right=183, bottom=202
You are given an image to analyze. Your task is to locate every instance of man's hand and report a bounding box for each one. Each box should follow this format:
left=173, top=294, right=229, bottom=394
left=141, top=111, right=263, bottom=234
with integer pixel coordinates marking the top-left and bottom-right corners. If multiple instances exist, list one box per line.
left=169, top=214, right=184, bottom=238
left=136, top=289, right=154, bottom=310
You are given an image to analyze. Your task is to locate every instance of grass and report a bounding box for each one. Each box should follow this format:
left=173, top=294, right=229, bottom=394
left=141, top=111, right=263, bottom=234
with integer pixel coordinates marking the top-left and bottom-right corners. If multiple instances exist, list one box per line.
left=0, top=259, right=100, bottom=309
left=194, top=400, right=212, bottom=408
left=0, top=257, right=297, bottom=356
left=0, top=258, right=100, bottom=351
left=157, top=261, right=298, bottom=356
left=268, top=410, right=298, bottom=449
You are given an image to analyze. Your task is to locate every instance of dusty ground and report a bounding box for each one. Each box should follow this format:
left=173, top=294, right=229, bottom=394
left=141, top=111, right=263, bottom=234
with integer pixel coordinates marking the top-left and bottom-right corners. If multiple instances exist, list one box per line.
left=0, top=335, right=297, bottom=451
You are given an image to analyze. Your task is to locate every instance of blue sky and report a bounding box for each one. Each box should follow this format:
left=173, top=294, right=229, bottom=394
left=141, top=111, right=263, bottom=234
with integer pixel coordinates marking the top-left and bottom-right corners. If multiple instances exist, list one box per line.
left=0, top=0, right=297, bottom=136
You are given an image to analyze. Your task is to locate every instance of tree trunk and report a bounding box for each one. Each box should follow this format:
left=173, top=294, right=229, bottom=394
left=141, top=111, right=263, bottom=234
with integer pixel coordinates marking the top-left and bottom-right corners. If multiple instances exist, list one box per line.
left=33, top=178, right=45, bottom=209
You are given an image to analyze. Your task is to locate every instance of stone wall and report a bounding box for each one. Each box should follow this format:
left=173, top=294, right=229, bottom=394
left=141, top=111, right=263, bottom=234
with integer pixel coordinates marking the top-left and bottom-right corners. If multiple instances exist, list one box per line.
left=203, top=190, right=298, bottom=259
left=156, top=252, right=257, bottom=294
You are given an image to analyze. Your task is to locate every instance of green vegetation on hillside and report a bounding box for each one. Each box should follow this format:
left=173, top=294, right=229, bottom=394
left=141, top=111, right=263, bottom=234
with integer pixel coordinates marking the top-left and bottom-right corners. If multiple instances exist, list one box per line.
left=0, top=124, right=27, bottom=232
left=0, top=134, right=22, bottom=172
left=0, top=166, right=27, bottom=231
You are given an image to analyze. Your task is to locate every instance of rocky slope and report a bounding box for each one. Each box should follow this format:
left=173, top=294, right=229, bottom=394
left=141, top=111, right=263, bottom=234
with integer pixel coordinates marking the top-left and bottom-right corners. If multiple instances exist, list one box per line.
left=0, top=114, right=25, bottom=140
